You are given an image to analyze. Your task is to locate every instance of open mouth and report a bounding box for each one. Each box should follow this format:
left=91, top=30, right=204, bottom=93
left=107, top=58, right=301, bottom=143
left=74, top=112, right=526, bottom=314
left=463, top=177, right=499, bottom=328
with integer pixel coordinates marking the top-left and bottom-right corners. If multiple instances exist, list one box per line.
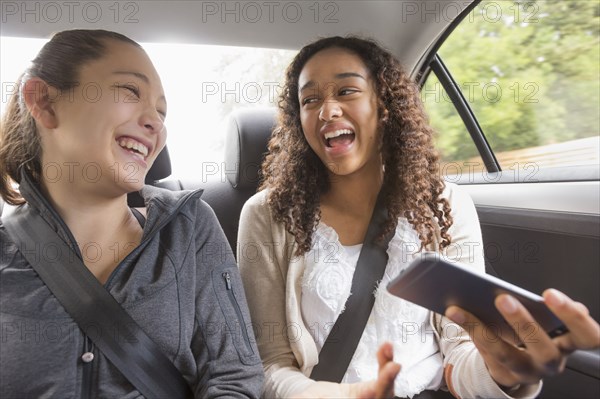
left=324, top=129, right=355, bottom=149
left=117, top=137, right=149, bottom=159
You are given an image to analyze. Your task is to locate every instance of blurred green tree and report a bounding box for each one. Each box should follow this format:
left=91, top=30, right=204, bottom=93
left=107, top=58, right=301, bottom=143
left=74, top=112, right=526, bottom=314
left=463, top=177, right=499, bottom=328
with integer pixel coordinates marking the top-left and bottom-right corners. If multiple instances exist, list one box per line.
left=424, top=0, right=599, bottom=162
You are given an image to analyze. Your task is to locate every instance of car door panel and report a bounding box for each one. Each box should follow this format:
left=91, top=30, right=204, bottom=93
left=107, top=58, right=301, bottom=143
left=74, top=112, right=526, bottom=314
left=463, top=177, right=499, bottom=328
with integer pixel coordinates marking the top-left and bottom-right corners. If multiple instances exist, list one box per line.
left=462, top=182, right=600, bottom=398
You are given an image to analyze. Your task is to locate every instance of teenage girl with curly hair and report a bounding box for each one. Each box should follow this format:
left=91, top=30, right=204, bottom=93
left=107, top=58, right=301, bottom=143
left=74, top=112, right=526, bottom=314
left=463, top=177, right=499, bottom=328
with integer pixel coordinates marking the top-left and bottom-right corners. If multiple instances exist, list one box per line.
left=238, top=36, right=600, bottom=398
left=261, top=36, right=452, bottom=258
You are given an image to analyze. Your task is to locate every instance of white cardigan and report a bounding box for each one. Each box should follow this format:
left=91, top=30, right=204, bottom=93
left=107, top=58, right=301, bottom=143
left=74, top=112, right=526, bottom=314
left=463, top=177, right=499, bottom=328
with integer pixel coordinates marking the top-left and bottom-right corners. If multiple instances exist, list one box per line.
left=238, top=183, right=542, bottom=398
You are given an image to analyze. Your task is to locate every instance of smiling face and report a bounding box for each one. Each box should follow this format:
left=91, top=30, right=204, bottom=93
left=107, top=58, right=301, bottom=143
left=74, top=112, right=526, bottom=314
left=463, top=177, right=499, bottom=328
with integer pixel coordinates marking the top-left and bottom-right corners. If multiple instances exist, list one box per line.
left=40, top=39, right=167, bottom=196
left=298, top=47, right=382, bottom=178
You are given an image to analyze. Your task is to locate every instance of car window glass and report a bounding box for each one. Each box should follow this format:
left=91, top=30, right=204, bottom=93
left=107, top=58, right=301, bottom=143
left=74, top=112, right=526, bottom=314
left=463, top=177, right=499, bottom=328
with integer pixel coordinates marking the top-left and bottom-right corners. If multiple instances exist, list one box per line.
left=0, top=37, right=295, bottom=180
left=430, top=0, right=599, bottom=176
left=422, top=72, right=486, bottom=182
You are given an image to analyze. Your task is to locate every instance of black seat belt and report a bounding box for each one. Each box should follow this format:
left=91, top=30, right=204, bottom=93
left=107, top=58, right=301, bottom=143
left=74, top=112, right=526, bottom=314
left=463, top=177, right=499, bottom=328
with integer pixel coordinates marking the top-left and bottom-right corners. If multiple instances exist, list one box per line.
left=3, top=206, right=193, bottom=399
left=310, top=190, right=394, bottom=382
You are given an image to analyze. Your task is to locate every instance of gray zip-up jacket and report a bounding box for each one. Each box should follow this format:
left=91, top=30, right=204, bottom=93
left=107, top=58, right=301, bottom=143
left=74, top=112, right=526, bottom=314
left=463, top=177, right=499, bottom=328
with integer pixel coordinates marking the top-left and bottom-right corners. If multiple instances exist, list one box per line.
left=0, top=173, right=264, bottom=398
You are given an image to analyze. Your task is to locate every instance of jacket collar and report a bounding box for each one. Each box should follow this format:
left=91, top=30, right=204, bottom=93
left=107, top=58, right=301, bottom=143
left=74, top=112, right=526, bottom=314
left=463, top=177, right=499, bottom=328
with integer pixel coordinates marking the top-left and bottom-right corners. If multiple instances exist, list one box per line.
left=18, top=170, right=203, bottom=252
left=137, top=184, right=203, bottom=239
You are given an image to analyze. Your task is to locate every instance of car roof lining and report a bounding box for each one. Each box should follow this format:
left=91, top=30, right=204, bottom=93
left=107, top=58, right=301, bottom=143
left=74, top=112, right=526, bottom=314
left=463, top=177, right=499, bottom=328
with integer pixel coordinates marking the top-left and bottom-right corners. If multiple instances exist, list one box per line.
left=1, top=0, right=475, bottom=75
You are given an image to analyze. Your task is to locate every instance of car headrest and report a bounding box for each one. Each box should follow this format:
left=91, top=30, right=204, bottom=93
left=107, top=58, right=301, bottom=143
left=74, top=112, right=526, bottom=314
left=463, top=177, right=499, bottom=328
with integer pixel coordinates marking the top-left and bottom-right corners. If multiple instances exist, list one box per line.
left=145, top=146, right=172, bottom=183
left=225, top=107, right=277, bottom=190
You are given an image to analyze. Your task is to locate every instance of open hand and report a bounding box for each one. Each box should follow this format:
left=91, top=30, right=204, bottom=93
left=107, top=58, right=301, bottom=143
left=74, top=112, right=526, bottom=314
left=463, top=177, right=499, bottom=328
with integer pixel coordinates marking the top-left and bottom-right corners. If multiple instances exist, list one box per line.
left=349, top=342, right=401, bottom=398
left=293, top=342, right=401, bottom=398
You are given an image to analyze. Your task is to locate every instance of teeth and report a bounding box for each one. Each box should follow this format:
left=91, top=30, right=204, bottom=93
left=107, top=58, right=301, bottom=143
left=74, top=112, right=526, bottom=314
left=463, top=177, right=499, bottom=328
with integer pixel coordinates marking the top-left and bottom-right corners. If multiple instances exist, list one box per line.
left=324, top=129, right=354, bottom=140
left=118, top=138, right=148, bottom=157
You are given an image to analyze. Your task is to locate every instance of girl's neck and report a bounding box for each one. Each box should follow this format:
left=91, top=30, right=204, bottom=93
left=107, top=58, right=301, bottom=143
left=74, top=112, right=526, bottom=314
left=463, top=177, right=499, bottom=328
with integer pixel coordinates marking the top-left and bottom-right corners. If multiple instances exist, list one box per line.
left=318, top=158, right=383, bottom=246
left=40, top=178, right=136, bottom=245
left=40, top=178, right=144, bottom=283
left=321, top=158, right=384, bottom=218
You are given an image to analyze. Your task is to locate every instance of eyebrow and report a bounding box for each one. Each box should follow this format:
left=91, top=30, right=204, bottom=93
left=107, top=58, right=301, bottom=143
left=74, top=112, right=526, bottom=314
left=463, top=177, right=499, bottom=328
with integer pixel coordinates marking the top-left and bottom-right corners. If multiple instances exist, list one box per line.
left=112, top=71, right=149, bottom=83
left=111, top=71, right=167, bottom=104
left=299, top=72, right=367, bottom=92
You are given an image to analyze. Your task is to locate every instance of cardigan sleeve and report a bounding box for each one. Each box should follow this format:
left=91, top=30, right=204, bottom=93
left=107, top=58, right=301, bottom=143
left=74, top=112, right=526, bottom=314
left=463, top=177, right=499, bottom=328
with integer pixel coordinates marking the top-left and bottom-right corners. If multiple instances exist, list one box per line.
left=237, top=191, right=316, bottom=397
left=432, top=183, right=542, bottom=399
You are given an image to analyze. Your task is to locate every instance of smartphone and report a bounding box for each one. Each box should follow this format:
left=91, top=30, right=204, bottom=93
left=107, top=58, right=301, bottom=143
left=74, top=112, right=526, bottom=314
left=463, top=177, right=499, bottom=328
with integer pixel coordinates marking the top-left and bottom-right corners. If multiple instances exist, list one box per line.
left=386, top=253, right=568, bottom=339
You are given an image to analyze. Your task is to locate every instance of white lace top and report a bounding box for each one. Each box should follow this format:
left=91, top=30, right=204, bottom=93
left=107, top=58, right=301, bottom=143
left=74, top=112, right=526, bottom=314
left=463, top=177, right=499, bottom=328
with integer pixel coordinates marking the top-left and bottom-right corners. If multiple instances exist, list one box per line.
left=301, top=219, right=444, bottom=397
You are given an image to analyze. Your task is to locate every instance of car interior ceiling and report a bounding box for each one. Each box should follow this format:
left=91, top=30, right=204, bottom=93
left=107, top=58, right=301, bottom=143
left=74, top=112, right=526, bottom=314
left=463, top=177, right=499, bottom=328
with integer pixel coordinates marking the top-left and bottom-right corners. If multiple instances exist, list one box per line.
left=0, top=1, right=471, bottom=77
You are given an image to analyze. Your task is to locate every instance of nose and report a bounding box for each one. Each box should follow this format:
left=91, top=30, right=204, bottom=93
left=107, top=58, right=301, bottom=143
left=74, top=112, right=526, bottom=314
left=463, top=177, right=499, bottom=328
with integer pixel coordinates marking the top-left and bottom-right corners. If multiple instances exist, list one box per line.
left=319, top=98, right=342, bottom=122
left=139, top=107, right=164, bottom=134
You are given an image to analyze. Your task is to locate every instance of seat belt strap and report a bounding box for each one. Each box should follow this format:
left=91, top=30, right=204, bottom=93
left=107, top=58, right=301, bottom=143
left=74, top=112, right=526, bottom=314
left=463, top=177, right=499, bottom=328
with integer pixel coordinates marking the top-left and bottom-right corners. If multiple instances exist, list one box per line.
left=3, top=206, right=193, bottom=399
left=310, top=190, right=394, bottom=382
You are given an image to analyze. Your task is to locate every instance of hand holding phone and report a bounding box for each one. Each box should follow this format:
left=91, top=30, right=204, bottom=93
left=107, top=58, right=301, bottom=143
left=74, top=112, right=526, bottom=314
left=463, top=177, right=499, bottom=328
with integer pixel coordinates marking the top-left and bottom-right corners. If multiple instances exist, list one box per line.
left=386, top=253, right=568, bottom=340
left=387, top=253, right=600, bottom=389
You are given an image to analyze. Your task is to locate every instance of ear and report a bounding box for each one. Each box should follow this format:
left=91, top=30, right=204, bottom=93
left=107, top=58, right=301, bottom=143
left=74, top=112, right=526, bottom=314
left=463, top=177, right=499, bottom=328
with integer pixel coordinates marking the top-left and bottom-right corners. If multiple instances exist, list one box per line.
left=22, top=78, right=60, bottom=129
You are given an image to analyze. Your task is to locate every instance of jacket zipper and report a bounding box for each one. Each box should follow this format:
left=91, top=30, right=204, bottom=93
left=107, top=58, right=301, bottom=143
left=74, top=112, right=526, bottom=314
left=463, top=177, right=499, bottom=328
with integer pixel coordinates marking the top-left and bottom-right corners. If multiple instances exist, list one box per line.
left=222, top=272, right=254, bottom=354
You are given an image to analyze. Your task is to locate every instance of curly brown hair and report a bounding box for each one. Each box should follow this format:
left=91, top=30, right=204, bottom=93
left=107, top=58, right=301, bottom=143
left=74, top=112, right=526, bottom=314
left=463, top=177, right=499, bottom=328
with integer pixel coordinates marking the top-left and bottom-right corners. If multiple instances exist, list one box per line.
left=260, top=36, right=453, bottom=256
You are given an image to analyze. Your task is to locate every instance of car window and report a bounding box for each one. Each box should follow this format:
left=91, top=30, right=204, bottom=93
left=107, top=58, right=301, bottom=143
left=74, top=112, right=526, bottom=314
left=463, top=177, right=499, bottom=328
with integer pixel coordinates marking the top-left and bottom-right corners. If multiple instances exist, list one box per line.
left=422, top=71, right=486, bottom=182
left=0, top=37, right=295, bottom=181
left=425, top=0, right=599, bottom=181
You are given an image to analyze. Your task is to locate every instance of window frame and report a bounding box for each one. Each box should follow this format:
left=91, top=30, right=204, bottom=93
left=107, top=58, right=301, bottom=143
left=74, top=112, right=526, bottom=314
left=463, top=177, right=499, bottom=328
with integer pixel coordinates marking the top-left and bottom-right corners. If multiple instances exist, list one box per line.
left=425, top=55, right=500, bottom=173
